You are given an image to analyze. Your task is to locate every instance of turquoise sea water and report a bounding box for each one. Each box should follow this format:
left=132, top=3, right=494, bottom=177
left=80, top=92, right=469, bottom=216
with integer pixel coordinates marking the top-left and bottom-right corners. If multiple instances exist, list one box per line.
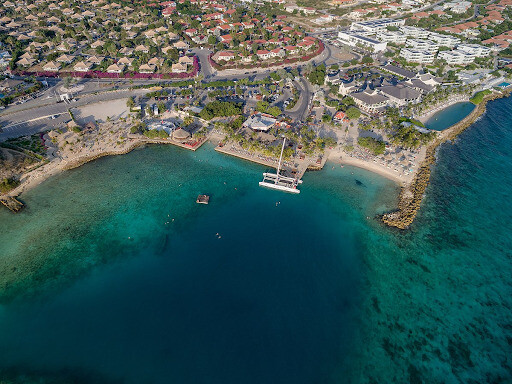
left=0, top=97, right=511, bottom=383
left=425, top=102, right=475, bottom=131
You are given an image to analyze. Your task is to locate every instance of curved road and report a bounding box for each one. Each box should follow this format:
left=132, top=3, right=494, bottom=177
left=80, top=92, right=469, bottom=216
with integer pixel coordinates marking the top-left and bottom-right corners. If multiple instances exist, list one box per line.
left=0, top=44, right=323, bottom=140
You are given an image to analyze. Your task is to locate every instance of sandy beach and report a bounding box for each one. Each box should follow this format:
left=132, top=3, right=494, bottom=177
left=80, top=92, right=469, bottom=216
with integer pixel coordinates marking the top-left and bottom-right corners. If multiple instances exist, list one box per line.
left=327, top=145, right=423, bottom=185
left=417, top=94, right=470, bottom=124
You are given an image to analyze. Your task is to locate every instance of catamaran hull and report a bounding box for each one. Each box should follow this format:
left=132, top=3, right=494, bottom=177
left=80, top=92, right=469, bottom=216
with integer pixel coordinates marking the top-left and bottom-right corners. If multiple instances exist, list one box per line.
left=259, top=181, right=301, bottom=194
left=262, top=173, right=303, bottom=184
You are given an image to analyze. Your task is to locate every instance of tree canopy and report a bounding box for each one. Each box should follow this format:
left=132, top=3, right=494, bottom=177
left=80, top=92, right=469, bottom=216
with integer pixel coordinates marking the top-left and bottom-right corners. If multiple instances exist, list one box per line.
left=308, top=64, right=326, bottom=86
left=199, top=101, right=243, bottom=120
left=358, top=137, right=385, bottom=155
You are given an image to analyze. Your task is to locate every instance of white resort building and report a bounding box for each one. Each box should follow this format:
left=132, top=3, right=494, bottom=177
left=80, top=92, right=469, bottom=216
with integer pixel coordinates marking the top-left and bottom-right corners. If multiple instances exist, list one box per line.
left=456, top=44, right=492, bottom=57
left=338, top=31, right=387, bottom=52
left=399, top=48, right=435, bottom=64
left=429, top=32, right=461, bottom=48
left=400, top=26, right=430, bottom=39
left=350, top=18, right=405, bottom=33
left=376, top=31, right=407, bottom=44
left=437, top=49, right=476, bottom=65
left=406, top=39, right=439, bottom=54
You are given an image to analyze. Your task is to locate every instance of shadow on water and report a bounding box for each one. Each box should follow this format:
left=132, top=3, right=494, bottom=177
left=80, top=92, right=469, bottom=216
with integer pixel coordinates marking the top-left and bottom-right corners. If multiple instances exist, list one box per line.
left=0, top=366, right=123, bottom=384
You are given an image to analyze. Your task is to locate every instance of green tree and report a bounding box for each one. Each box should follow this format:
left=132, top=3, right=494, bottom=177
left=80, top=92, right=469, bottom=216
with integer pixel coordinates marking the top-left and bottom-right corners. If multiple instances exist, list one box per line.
left=208, top=35, right=217, bottom=45
left=126, top=96, right=135, bottom=109
left=308, top=64, right=326, bottom=86
left=157, top=102, right=166, bottom=114
left=266, top=106, right=282, bottom=117
left=184, top=116, right=194, bottom=126
left=357, top=137, right=385, bottom=155
left=345, top=107, right=361, bottom=120
left=361, top=56, right=373, bottom=65
left=256, top=100, right=270, bottom=113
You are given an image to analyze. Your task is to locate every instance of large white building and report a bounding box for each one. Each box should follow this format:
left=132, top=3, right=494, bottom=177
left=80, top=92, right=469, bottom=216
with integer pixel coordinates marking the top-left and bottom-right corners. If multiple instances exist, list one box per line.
left=350, top=18, right=405, bottom=33
left=338, top=30, right=388, bottom=52
left=399, top=26, right=430, bottom=39
left=443, top=0, right=472, bottom=13
left=456, top=43, right=491, bottom=57
left=376, top=31, right=407, bottom=44
left=428, top=32, right=461, bottom=48
left=406, top=39, right=439, bottom=53
left=437, top=49, right=475, bottom=65
left=400, top=48, right=434, bottom=64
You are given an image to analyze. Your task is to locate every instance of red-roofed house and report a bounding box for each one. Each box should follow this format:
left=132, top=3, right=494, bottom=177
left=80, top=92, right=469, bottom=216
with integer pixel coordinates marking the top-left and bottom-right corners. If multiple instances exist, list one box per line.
left=220, top=34, right=233, bottom=43
left=270, top=48, right=285, bottom=58
left=218, top=50, right=235, bottom=61
left=162, top=7, right=176, bottom=16
left=257, top=49, right=271, bottom=60
left=284, top=45, right=298, bottom=55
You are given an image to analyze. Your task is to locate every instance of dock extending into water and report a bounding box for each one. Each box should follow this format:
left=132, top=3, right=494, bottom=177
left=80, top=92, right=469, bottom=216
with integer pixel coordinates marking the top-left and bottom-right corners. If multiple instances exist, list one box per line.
left=215, top=144, right=326, bottom=180
left=0, top=196, right=24, bottom=212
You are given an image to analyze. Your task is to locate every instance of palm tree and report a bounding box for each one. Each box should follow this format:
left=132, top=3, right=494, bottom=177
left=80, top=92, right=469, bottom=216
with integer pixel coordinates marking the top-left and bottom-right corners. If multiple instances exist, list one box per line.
left=184, top=116, right=194, bottom=127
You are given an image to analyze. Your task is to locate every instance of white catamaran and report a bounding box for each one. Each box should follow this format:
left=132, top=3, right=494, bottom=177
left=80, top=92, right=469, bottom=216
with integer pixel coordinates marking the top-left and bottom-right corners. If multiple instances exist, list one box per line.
left=259, top=137, right=302, bottom=194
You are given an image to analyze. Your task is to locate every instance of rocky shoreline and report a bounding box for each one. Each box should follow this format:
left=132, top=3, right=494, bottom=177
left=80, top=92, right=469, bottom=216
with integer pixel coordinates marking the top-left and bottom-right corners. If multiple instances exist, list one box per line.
left=1, top=137, right=186, bottom=212
left=382, top=90, right=508, bottom=230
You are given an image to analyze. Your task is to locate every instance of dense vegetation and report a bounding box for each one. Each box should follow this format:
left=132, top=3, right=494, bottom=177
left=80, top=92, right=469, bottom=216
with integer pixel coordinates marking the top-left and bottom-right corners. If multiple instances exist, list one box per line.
left=390, top=126, right=436, bottom=149
left=199, top=101, right=243, bottom=120
left=256, top=101, right=282, bottom=117
left=143, top=129, right=169, bottom=139
left=358, top=137, right=386, bottom=155
left=0, top=177, right=20, bottom=193
left=345, top=107, right=361, bottom=120
left=308, top=64, right=326, bottom=86
left=470, top=90, right=492, bottom=105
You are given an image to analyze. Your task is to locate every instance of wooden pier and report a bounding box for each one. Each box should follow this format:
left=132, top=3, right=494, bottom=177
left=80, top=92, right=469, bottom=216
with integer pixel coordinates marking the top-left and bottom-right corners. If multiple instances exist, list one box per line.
left=0, top=196, right=24, bottom=212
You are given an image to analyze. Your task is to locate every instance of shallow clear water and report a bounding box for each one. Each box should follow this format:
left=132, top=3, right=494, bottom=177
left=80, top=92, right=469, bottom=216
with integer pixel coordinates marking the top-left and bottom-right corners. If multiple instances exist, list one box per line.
left=0, top=143, right=397, bottom=383
left=0, top=97, right=512, bottom=383
left=425, top=102, right=475, bottom=131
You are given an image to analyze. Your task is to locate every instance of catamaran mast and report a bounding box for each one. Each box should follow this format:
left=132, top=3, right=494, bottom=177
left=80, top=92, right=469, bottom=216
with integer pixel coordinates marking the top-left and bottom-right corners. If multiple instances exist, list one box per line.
left=275, top=137, right=286, bottom=183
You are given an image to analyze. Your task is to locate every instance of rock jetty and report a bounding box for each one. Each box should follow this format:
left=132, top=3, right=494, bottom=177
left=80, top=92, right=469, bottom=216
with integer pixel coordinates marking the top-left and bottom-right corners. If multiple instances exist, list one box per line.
left=382, top=91, right=507, bottom=230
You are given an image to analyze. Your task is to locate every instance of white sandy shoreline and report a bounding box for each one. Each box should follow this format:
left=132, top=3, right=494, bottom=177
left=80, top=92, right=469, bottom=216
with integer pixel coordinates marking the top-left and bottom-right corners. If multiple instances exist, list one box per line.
left=327, top=152, right=409, bottom=185
left=0, top=92, right=485, bottom=206
left=417, top=95, right=471, bottom=124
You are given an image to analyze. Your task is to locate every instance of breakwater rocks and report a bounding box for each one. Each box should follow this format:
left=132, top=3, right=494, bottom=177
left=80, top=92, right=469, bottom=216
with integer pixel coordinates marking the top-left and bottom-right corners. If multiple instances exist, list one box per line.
left=382, top=91, right=507, bottom=230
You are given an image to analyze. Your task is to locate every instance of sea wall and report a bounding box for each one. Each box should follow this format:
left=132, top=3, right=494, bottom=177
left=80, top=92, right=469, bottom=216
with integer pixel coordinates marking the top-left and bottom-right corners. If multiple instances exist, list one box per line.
left=382, top=91, right=508, bottom=230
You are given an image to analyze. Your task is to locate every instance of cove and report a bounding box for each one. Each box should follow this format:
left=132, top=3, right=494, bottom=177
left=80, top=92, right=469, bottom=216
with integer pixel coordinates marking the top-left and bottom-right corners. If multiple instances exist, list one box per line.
left=1, top=91, right=512, bottom=383
left=0, top=143, right=397, bottom=384
left=425, top=101, right=475, bottom=131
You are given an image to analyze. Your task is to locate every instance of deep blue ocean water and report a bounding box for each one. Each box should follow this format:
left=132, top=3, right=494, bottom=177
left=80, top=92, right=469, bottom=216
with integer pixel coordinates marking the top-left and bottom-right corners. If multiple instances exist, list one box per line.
left=0, top=97, right=511, bottom=383
left=425, top=102, right=475, bottom=131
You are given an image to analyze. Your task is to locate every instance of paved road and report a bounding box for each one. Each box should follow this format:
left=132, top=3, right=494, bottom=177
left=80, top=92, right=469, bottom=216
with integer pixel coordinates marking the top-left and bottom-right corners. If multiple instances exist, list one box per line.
left=0, top=43, right=321, bottom=140
left=286, top=78, right=313, bottom=122
left=0, top=88, right=153, bottom=140
left=192, top=47, right=214, bottom=78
